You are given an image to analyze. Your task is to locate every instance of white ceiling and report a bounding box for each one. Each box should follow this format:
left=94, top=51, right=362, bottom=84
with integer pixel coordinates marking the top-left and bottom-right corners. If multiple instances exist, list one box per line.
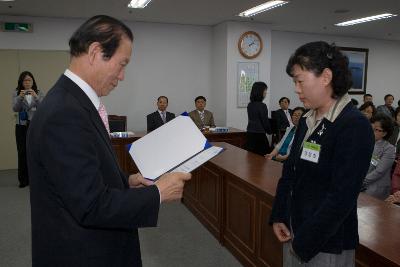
left=1, top=0, right=400, bottom=41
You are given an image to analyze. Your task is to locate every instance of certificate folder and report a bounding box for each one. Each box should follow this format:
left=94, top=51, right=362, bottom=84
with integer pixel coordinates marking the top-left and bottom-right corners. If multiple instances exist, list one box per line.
left=129, top=115, right=224, bottom=180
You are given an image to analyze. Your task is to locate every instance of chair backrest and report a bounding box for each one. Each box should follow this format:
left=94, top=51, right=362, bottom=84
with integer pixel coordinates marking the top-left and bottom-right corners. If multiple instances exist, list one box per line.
left=108, top=115, right=127, bottom=132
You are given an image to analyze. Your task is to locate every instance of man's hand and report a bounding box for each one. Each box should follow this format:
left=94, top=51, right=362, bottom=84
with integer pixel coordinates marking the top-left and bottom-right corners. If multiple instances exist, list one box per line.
left=128, top=173, right=154, bottom=188
left=272, top=222, right=292, bottom=242
left=155, top=172, right=191, bottom=203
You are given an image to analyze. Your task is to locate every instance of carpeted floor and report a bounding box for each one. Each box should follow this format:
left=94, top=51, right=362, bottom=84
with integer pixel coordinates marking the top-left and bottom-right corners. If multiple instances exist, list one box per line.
left=0, top=169, right=242, bottom=267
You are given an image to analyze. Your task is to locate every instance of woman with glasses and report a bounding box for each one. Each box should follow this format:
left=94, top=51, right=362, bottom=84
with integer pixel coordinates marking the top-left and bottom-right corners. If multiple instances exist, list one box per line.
left=12, top=71, right=44, bottom=188
left=362, top=114, right=395, bottom=200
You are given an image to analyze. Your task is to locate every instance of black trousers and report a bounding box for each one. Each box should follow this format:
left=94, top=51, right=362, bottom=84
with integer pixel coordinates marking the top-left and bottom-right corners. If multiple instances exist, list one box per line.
left=245, top=132, right=271, bottom=156
left=15, top=124, right=29, bottom=186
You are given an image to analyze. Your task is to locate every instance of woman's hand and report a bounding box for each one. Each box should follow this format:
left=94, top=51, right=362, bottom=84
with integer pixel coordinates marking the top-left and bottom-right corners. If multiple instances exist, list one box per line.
left=19, top=90, right=26, bottom=98
left=272, top=222, right=292, bottom=242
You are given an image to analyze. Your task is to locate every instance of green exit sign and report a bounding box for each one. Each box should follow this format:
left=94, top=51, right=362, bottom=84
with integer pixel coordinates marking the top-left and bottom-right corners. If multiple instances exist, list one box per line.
left=2, top=22, right=33, bottom=32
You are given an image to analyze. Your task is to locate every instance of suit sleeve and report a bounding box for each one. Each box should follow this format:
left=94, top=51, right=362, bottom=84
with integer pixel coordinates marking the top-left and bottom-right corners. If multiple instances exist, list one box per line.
left=364, top=143, right=395, bottom=186
left=291, top=117, right=374, bottom=262
left=147, top=114, right=154, bottom=132
left=260, top=104, right=272, bottom=134
left=41, top=107, right=160, bottom=230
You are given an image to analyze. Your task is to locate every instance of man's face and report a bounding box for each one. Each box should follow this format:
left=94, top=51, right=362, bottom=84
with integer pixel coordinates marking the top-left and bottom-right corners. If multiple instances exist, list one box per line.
left=279, top=98, right=289, bottom=110
left=385, top=96, right=394, bottom=106
left=195, top=99, right=206, bottom=111
left=94, top=36, right=132, bottom=97
left=157, top=97, right=168, bottom=111
left=363, top=96, right=373, bottom=103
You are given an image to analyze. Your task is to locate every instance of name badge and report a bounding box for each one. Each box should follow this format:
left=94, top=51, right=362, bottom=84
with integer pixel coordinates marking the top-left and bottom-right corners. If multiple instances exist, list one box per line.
left=370, top=155, right=380, bottom=167
left=301, top=141, right=321, bottom=163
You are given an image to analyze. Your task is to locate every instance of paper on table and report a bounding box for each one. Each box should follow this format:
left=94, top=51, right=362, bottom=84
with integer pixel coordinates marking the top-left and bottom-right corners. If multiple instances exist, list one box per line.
left=172, top=146, right=224, bottom=173
left=129, top=115, right=222, bottom=180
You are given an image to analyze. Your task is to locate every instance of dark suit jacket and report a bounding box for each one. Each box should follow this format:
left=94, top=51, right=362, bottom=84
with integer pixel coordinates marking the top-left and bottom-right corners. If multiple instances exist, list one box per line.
left=246, top=101, right=272, bottom=134
left=146, top=110, right=175, bottom=132
left=270, top=103, right=374, bottom=262
left=272, top=108, right=292, bottom=131
left=27, top=75, right=160, bottom=267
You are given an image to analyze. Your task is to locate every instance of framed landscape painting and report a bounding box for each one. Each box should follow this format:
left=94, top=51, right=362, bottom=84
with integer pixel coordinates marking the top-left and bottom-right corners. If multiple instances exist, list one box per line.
left=339, top=47, right=369, bottom=95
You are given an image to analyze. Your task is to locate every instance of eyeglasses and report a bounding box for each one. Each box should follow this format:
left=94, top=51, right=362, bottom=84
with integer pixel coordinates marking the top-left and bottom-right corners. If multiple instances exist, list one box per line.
left=373, top=128, right=384, bottom=133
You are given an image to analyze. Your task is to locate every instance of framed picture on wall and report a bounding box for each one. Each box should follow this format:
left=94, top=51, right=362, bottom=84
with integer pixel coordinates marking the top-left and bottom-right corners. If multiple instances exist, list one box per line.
left=339, top=47, right=369, bottom=95
left=237, top=62, right=259, bottom=107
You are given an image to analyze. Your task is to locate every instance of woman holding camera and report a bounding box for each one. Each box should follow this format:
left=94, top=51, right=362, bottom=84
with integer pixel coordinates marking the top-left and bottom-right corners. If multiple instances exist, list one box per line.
left=12, top=71, right=44, bottom=188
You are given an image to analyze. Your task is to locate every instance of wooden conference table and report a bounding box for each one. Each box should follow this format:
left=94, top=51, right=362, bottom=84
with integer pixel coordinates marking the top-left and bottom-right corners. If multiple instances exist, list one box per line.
left=111, top=127, right=246, bottom=174
left=183, top=142, right=400, bottom=267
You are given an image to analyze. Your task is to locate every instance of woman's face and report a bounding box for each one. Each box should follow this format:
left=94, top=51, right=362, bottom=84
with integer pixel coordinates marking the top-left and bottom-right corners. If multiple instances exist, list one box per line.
left=291, top=110, right=304, bottom=126
left=361, top=106, right=374, bottom=120
left=22, top=75, right=33, bottom=90
left=291, top=64, right=332, bottom=110
left=372, top=121, right=386, bottom=141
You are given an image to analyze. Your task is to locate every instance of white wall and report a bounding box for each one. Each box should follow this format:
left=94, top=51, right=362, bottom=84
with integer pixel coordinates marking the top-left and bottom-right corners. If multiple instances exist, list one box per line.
left=269, top=31, right=400, bottom=111
left=226, top=22, right=272, bottom=130
left=0, top=16, right=213, bottom=131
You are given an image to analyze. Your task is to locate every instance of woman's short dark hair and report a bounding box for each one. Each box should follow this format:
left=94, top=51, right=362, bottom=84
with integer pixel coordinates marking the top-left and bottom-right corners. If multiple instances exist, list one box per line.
left=359, top=101, right=376, bottom=115
left=370, top=113, right=394, bottom=140
left=286, top=41, right=352, bottom=98
left=16, top=71, right=38, bottom=94
left=279, top=97, right=290, bottom=104
left=69, top=15, right=133, bottom=60
left=292, top=106, right=306, bottom=115
left=195, top=96, right=206, bottom=102
left=250, top=82, right=268, bottom=102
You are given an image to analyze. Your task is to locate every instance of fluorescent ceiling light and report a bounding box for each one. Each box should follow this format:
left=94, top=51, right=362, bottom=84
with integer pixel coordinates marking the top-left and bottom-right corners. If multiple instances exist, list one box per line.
left=0, top=0, right=16, bottom=2
left=127, top=0, right=152, bottom=9
left=335, top=13, right=397, bottom=26
left=238, top=0, right=289, bottom=17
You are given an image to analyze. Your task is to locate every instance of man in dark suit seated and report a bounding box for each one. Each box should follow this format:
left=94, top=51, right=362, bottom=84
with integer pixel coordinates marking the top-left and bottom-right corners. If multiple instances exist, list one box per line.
left=272, top=97, right=293, bottom=131
left=26, top=15, right=190, bottom=267
left=147, top=96, right=175, bottom=132
left=189, top=96, right=216, bottom=129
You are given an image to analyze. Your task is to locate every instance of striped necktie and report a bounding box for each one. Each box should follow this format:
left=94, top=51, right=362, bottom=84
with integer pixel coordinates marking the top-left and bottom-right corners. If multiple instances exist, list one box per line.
left=98, top=102, right=110, bottom=134
left=162, top=111, right=166, bottom=123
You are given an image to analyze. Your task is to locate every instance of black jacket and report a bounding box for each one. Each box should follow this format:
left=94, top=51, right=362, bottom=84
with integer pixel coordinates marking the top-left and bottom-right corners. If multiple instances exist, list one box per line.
left=146, top=110, right=175, bottom=132
left=27, top=75, right=160, bottom=267
left=272, top=108, right=292, bottom=130
left=269, top=103, right=374, bottom=262
left=246, top=101, right=272, bottom=134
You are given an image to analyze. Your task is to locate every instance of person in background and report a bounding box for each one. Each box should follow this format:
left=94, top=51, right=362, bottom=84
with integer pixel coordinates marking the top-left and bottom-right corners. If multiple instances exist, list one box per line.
left=273, top=97, right=293, bottom=131
left=351, top=98, right=359, bottom=107
left=377, top=94, right=395, bottom=118
left=266, top=107, right=305, bottom=162
left=146, top=96, right=175, bottom=132
left=245, top=81, right=272, bottom=156
left=385, top=189, right=400, bottom=205
left=270, top=41, right=374, bottom=266
left=388, top=107, right=400, bottom=159
left=386, top=159, right=400, bottom=197
left=27, top=15, right=190, bottom=266
left=359, top=101, right=376, bottom=120
left=362, top=114, right=395, bottom=200
left=363, top=93, right=373, bottom=103
left=189, top=96, right=215, bottom=129
left=12, top=71, right=44, bottom=188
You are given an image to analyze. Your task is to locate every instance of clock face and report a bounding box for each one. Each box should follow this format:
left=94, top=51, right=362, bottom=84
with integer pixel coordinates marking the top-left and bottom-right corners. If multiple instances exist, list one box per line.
left=238, top=31, right=263, bottom=59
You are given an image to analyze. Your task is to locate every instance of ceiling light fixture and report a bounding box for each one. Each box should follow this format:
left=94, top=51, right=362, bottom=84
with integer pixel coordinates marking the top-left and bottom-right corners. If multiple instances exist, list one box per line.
left=127, top=0, right=152, bottom=9
left=335, top=13, right=397, bottom=26
left=238, top=0, right=289, bottom=17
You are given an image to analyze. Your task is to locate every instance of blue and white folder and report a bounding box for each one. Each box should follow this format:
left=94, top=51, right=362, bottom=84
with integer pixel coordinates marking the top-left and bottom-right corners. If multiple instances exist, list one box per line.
left=129, top=115, right=224, bottom=180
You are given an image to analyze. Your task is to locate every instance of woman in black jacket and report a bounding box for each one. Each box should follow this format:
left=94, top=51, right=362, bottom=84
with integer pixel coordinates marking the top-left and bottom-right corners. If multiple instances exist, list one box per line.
left=269, top=42, right=374, bottom=266
left=245, top=81, right=272, bottom=156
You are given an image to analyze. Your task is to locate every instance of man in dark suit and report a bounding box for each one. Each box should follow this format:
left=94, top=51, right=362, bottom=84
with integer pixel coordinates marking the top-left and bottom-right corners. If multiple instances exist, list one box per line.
left=27, top=15, right=190, bottom=267
left=272, top=97, right=293, bottom=131
left=147, top=96, right=175, bottom=132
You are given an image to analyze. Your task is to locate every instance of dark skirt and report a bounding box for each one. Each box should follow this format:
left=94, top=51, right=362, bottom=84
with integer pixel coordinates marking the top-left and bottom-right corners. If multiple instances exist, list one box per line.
left=15, top=124, right=29, bottom=186
left=245, top=132, right=271, bottom=156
